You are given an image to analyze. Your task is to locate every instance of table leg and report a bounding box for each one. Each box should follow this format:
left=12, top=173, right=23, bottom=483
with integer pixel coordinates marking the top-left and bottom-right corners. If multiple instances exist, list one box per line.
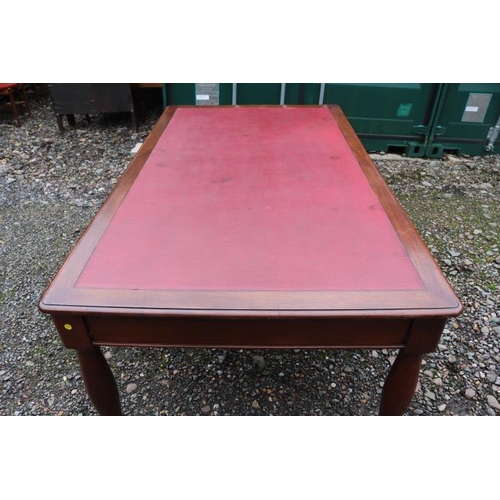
left=76, top=346, right=122, bottom=416
left=8, top=88, right=20, bottom=127
left=131, top=110, right=138, bottom=132
left=379, top=350, right=423, bottom=416
left=21, top=84, right=31, bottom=115
left=56, top=115, right=64, bottom=133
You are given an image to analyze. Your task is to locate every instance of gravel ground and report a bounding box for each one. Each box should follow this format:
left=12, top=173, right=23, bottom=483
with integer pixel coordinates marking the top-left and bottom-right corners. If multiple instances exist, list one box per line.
left=1, top=96, right=499, bottom=416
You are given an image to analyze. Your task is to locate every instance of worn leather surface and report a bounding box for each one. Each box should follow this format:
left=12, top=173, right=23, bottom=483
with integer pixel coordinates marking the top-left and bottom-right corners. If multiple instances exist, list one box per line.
left=77, top=107, right=423, bottom=291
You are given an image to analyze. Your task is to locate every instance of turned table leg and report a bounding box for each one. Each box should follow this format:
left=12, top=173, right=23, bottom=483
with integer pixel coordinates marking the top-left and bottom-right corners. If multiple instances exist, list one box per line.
left=77, top=346, right=122, bottom=416
left=379, top=350, right=423, bottom=416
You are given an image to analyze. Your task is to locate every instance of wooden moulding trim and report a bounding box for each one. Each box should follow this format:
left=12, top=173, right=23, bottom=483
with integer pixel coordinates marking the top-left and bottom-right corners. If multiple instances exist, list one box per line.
left=42, top=308, right=461, bottom=320
left=40, top=288, right=461, bottom=317
left=93, top=341, right=407, bottom=350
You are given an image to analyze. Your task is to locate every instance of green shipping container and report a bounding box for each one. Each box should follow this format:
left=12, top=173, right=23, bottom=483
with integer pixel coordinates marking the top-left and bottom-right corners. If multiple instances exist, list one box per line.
left=163, top=83, right=302, bottom=106
left=161, top=83, right=500, bottom=157
left=163, top=83, right=440, bottom=157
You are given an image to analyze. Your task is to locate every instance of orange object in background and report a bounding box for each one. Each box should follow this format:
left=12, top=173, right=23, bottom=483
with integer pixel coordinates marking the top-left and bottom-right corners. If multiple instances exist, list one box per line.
left=0, top=83, right=31, bottom=127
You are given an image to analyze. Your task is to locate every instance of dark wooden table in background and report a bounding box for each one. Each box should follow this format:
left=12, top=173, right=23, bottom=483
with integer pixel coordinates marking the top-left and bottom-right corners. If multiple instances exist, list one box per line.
left=39, top=105, right=462, bottom=415
left=47, top=83, right=137, bottom=132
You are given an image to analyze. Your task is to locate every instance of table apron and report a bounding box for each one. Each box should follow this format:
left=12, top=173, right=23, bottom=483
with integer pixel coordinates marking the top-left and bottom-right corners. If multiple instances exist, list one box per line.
left=50, top=314, right=435, bottom=350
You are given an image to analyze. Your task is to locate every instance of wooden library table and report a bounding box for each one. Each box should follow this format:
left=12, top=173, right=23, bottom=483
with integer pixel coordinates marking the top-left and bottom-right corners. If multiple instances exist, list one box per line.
left=39, top=105, right=462, bottom=415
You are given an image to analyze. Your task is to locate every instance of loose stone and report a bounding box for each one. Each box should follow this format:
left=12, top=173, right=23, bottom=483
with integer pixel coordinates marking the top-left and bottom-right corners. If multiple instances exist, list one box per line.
left=252, top=355, right=265, bottom=370
left=465, top=388, right=476, bottom=399
left=487, top=395, right=500, bottom=410
left=126, top=383, right=137, bottom=394
left=424, top=391, right=436, bottom=400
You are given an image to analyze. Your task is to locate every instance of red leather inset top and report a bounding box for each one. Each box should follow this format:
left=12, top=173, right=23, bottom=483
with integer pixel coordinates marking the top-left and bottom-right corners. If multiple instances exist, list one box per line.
left=76, top=107, right=424, bottom=291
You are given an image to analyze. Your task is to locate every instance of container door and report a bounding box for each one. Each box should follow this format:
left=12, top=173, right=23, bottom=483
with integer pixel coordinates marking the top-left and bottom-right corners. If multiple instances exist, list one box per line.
left=425, top=83, right=500, bottom=157
left=303, top=83, right=440, bottom=157
left=231, top=83, right=303, bottom=105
